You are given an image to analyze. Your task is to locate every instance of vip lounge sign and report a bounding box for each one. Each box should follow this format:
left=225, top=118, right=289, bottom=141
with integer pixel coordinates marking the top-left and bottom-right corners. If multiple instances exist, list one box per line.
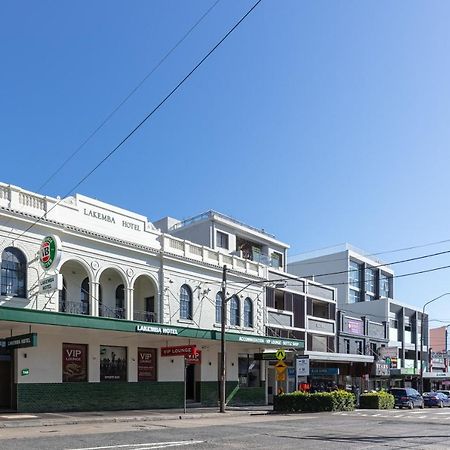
left=185, top=349, right=201, bottom=365
left=160, top=345, right=197, bottom=357
left=39, top=235, right=62, bottom=271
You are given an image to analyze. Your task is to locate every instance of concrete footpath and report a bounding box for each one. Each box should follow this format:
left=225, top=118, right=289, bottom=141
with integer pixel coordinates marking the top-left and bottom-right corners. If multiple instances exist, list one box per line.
left=0, top=406, right=272, bottom=429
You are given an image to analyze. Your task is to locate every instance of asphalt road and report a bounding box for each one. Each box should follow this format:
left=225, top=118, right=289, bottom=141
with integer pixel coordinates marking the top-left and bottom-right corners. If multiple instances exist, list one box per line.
left=2, top=408, right=450, bottom=450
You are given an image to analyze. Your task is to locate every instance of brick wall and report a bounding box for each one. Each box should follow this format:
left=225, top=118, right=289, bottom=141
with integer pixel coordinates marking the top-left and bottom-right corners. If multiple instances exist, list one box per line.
left=17, top=382, right=184, bottom=412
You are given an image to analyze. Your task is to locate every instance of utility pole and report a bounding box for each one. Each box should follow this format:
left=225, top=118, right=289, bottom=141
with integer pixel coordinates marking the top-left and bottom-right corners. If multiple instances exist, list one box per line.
left=220, top=265, right=227, bottom=413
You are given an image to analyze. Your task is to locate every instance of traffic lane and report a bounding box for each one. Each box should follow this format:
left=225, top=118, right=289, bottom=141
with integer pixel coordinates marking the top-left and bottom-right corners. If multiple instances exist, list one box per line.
left=1, top=413, right=450, bottom=450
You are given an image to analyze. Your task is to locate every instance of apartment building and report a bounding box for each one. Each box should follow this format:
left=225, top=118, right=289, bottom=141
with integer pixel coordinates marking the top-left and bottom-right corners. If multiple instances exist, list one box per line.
left=288, top=244, right=428, bottom=389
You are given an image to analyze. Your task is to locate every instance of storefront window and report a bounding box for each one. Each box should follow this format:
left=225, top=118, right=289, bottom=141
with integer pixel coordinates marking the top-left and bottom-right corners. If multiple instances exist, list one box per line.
left=238, top=354, right=260, bottom=387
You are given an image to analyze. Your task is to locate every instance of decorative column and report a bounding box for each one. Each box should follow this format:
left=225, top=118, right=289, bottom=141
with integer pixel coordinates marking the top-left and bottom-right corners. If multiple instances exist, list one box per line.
left=91, top=281, right=100, bottom=316
left=126, top=287, right=134, bottom=321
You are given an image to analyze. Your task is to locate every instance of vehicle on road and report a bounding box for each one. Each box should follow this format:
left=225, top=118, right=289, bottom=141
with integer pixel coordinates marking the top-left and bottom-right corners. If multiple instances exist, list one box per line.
left=389, top=388, right=425, bottom=409
left=436, top=389, right=450, bottom=397
left=423, top=392, right=450, bottom=408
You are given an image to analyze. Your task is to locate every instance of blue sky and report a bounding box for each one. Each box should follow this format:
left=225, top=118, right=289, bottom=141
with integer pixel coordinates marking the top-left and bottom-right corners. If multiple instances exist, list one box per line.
left=2, top=1, right=450, bottom=320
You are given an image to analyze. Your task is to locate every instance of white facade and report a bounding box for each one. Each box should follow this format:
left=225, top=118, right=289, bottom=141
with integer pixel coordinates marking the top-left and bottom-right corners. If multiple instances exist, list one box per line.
left=0, top=182, right=304, bottom=412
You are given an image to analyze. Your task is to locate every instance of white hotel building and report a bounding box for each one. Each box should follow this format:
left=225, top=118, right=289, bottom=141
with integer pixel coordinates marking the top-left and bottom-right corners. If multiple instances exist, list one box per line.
left=0, top=182, right=305, bottom=412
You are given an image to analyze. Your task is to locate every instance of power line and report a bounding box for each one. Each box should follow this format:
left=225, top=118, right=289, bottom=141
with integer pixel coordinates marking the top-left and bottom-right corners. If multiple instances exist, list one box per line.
left=37, top=0, right=222, bottom=193
left=0, top=0, right=222, bottom=250
left=301, top=249, right=450, bottom=281
left=4, top=0, right=263, bottom=249
left=289, top=237, right=450, bottom=266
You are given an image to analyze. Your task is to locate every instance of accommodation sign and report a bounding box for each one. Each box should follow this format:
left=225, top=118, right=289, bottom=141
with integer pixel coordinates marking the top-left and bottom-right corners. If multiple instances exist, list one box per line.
left=238, top=336, right=302, bottom=348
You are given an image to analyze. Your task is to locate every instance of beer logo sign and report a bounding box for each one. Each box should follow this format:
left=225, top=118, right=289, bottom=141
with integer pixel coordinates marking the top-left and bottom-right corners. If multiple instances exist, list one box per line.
left=39, top=235, right=61, bottom=270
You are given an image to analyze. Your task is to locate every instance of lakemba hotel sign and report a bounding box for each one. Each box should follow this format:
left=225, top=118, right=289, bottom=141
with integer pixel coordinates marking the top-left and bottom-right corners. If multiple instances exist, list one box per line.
left=83, top=207, right=142, bottom=231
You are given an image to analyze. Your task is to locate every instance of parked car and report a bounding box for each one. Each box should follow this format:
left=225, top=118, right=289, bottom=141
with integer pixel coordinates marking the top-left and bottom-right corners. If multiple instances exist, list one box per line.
left=436, top=389, right=450, bottom=397
left=389, top=388, right=424, bottom=409
left=423, top=392, right=450, bottom=408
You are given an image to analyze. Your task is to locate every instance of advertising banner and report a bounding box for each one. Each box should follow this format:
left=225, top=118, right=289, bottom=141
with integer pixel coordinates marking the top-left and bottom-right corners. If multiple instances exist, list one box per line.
left=100, top=345, right=127, bottom=381
left=137, top=348, right=157, bottom=381
left=346, top=319, right=364, bottom=335
left=379, top=347, right=398, bottom=359
left=62, top=343, right=88, bottom=382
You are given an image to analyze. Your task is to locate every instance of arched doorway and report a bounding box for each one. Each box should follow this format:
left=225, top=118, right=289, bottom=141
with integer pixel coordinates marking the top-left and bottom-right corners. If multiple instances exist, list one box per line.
left=133, top=275, right=158, bottom=322
left=98, top=268, right=127, bottom=319
left=59, top=260, right=91, bottom=315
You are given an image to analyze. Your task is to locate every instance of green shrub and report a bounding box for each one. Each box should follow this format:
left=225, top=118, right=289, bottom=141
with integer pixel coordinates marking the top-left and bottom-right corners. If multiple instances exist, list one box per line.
left=359, top=391, right=394, bottom=409
left=273, top=390, right=355, bottom=413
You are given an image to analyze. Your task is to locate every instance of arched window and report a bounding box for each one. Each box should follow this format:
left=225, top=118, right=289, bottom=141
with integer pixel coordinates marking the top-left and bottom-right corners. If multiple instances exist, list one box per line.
left=81, top=277, right=90, bottom=315
left=116, top=284, right=125, bottom=319
left=244, top=298, right=253, bottom=328
left=180, top=284, right=193, bottom=320
left=230, top=295, right=240, bottom=326
left=215, top=292, right=223, bottom=324
left=1, top=247, right=27, bottom=298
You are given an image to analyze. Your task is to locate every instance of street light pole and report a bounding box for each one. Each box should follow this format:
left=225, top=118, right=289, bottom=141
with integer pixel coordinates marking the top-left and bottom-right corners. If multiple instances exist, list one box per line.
left=420, top=293, right=450, bottom=393
left=219, top=265, right=227, bottom=413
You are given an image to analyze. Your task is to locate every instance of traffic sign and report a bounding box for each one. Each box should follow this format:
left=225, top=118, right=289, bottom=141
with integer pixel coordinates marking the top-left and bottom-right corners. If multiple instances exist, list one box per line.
left=275, top=360, right=287, bottom=369
left=276, top=349, right=286, bottom=361
left=276, top=372, right=286, bottom=382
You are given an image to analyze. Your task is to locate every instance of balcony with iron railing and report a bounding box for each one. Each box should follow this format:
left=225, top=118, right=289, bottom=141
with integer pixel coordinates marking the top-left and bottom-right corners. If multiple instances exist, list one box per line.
left=133, top=310, right=157, bottom=323
left=59, top=299, right=90, bottom=316
left=58, top=299, right=156, bottom=322
left=99, top=304, right=126, bottom=320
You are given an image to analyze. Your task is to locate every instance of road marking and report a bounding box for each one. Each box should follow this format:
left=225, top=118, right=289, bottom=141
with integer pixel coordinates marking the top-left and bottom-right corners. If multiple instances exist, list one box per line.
left=66, top=441, right=204, bottom=450
left=0, top=414, right=38, bottom=419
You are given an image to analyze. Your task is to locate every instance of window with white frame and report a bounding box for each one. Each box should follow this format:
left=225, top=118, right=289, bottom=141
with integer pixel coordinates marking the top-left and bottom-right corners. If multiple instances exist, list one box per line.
left=244, top=298, right=253, bottom=328
left=1, top=247, right=27, bottom=298
left=215, top=292, right=223, bottom=324
left=216, top=231, right=229, bottom=249
left=230, top=295, right=240, bottom=326
left=348, top=288, right=360, bottom=303
left=180, top=284, right=193, bottom=320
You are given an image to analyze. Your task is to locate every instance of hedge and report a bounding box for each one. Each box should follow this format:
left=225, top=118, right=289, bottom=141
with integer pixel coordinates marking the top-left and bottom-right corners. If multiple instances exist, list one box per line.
left=273, top=390, right=355, bottom=413
left=359, top=391, right=394, bottom=409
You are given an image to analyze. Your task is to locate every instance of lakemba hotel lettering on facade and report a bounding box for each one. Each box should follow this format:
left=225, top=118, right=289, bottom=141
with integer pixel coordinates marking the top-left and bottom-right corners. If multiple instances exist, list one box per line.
left=0, top=182, right=304, bottom=412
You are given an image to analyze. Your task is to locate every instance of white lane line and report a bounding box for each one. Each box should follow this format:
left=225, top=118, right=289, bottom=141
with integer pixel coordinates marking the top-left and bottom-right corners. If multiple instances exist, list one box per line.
left=66, top=441, right=204, bottom=450
left=0, top=414, right=38, bottom=419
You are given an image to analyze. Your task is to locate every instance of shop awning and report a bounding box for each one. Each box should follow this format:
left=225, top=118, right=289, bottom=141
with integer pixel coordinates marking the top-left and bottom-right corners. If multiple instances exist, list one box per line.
left=303, top=351, right=374, bottom=363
